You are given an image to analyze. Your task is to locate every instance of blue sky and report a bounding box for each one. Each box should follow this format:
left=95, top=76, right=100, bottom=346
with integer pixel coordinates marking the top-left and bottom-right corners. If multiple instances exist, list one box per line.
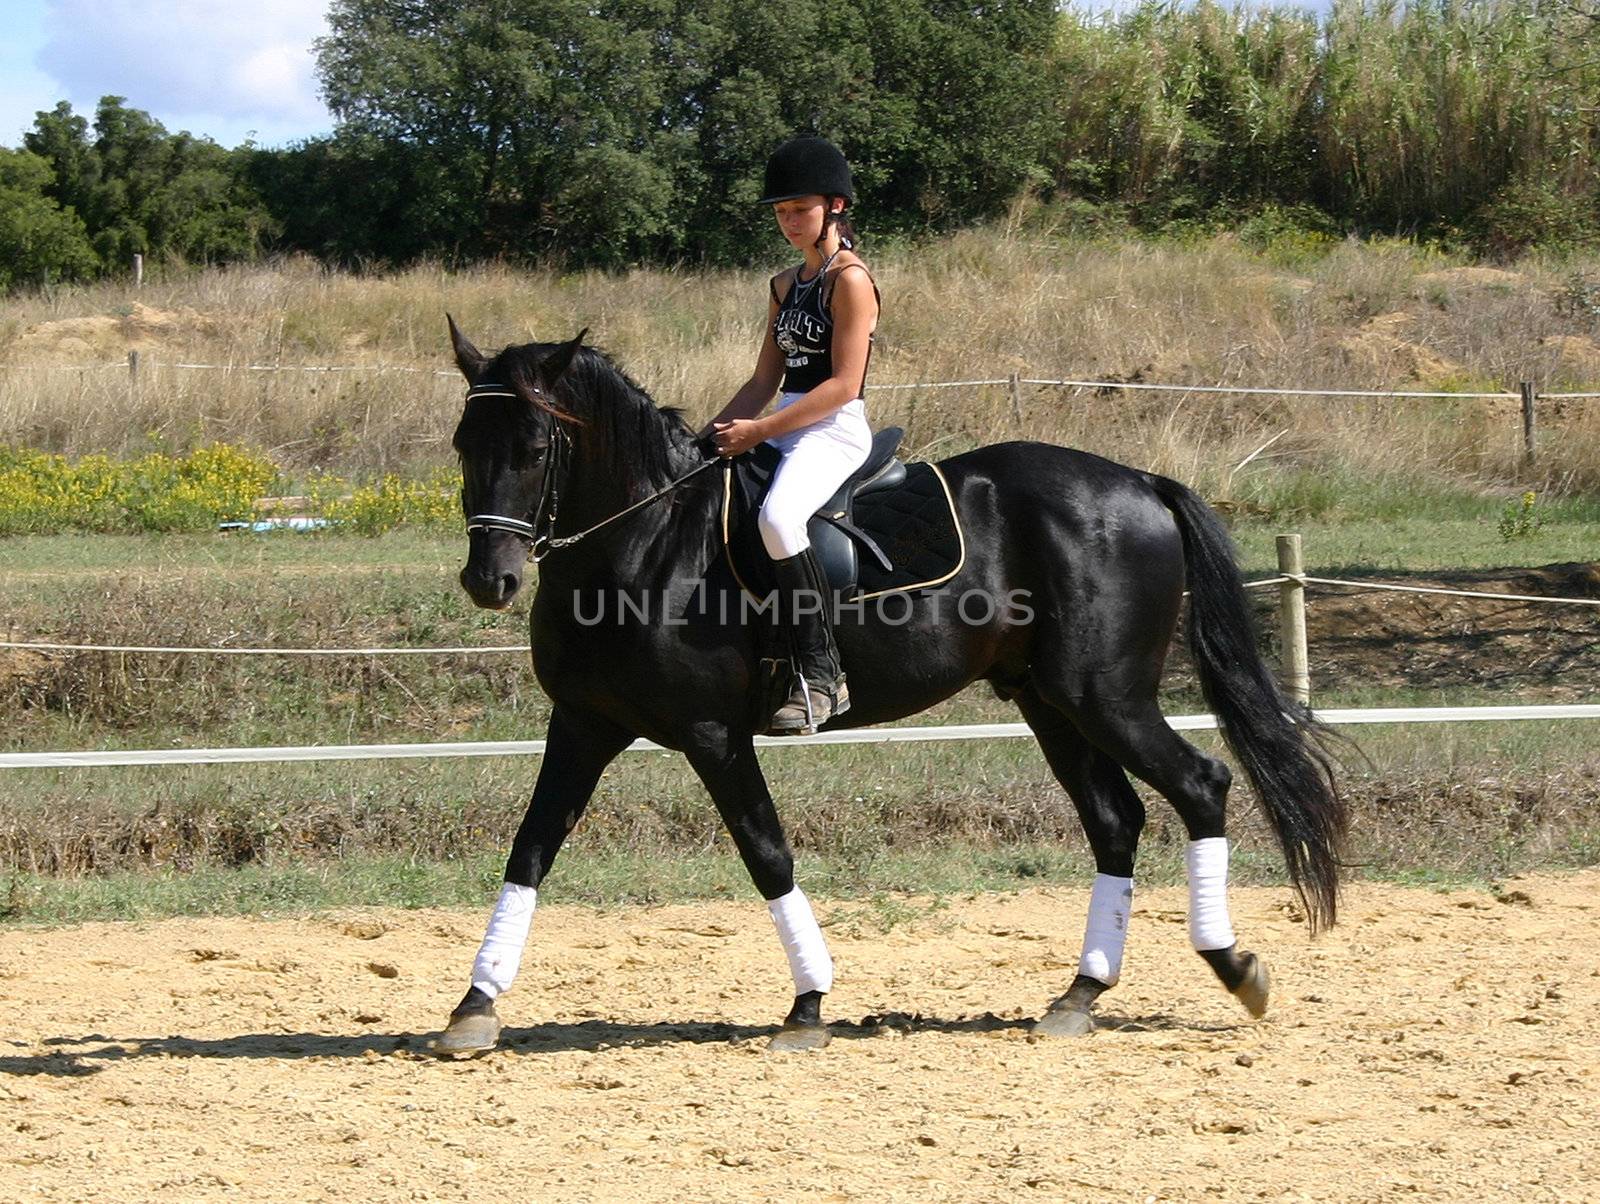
left=0, top=0, right=333, bottom=149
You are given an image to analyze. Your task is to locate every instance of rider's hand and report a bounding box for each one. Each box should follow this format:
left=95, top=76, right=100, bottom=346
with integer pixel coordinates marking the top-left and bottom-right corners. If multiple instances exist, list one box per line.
left=712, top=418, right=767, bottom=458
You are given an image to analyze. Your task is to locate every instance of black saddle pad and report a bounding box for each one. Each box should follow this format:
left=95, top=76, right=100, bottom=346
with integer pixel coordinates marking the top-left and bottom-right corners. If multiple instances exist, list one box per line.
left=722, top=456, right=963, bottom=600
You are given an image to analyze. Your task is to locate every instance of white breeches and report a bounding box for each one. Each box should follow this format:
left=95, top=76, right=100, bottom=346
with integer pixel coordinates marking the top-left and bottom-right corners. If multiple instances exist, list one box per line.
left=757, top=394, right=873, bottom=560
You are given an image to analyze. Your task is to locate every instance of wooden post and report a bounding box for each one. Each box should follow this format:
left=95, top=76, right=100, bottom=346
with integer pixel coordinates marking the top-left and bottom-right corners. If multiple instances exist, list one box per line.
left=1276, top=533, right=1310, bottom=706
left=1519, top=381, right=1536, bottom=468
left=1008, top=372, right=1024, bottom=429
left=133, top=253, right=143, bottom=289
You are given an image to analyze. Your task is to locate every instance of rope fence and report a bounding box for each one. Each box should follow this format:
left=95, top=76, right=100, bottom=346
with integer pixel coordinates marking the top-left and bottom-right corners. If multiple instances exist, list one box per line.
left=7, top=356, right=1597, bottom=401
left=2, top=567, right=1594, bottom=660
left=1017, top=378, right=1524, bottom=401
left=10, top=356, right=1595, bottom=465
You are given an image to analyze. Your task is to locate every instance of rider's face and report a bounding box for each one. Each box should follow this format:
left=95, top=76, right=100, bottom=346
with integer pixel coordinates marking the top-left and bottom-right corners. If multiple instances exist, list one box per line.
left=773, top=195, right=842, bottom=250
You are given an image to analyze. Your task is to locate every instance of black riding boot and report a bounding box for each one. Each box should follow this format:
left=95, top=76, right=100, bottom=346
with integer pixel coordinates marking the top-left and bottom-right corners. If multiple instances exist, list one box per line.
left=766, top=547, right=849, bottom=735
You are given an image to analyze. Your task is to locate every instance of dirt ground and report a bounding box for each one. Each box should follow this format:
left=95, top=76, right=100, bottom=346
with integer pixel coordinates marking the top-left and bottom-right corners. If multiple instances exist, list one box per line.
left=3, top=873, right=1597, bottom=1202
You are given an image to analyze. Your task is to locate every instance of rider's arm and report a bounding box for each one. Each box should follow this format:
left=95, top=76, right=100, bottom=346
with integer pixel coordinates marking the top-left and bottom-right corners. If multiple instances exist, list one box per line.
left=699, top=287, right=786, bottom=436
left=755, top=266, right=876, bottom=439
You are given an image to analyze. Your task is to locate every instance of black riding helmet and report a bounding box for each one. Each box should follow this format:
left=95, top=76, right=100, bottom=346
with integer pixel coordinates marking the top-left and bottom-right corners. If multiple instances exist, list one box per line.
left=757, top=136, right=854, bottom=206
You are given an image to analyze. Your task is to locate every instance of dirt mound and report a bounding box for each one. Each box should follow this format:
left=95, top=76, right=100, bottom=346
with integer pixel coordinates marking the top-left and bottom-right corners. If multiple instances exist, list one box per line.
left=9, top=302, right=221, bottom=360
left=1290, top=563, right=1600, bottom=701
left=1231, top=271, right=1315, bottom=295
left=2, top=872, right=1597, bottom=1200
left=1416, top=266, right=1527, bottom=290
left=1334, top=311, right=1465, bottom=383
left=1538, top=334, right=1600, bottom=386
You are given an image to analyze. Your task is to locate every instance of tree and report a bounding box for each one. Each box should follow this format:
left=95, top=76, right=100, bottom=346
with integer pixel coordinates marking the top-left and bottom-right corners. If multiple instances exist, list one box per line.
left=0, top=148, right=98, bottom=291
left=313, top=0, right=1059, bottom=265
left=22, top=98, right=272, bottom=274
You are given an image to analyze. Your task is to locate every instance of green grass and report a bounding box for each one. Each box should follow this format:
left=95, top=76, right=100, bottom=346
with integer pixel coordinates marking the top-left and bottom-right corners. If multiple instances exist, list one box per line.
left=2, top=718, right=1595, bottom=925
left=0, top=527, right=462, bottom=576
left=3, top=497, right=1592, bottom=590
left=2, top=837, right=1551, bottom=928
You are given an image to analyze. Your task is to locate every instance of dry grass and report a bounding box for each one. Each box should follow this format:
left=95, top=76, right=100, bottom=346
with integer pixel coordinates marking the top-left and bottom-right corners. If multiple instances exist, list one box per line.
left=1, top=229, right=1598, bottom=492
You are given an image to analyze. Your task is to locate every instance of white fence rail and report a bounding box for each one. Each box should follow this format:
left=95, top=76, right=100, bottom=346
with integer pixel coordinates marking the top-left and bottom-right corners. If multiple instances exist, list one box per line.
left=5, top=705, right=1600, bottom=770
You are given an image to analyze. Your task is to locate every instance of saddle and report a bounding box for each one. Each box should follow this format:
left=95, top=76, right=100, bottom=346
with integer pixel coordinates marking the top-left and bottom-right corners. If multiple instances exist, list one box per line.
left=722, top=426, right=965, bottom=600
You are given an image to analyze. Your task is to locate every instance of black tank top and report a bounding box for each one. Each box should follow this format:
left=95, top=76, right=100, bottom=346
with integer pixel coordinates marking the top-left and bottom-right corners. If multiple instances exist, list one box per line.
left=771, top=251, right=880, bottom=395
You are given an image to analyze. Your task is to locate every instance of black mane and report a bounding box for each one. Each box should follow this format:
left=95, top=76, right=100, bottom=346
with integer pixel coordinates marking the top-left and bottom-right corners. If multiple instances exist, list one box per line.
left=504, top=342, right=698, bottom=491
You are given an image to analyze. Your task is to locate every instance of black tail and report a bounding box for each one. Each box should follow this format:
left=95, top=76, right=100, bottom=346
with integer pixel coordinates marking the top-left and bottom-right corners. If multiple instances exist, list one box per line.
left=1146, top=473, right=1347, bottom=932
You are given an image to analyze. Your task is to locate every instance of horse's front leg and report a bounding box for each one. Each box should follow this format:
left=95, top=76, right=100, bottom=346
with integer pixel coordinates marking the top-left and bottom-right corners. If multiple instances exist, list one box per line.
left=435, top=706, right=635, bottom=1057
left=683, top=728, right=833, bottom=1051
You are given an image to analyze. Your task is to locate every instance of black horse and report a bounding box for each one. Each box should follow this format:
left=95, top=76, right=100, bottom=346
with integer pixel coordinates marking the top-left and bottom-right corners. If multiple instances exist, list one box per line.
left=436, top=320, right=1345, bottom=1055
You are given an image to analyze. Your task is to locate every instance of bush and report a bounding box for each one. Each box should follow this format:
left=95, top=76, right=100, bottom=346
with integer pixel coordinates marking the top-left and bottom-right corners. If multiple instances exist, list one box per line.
left=316, top=467, right=461, bottom=536
left=0, top=443, right=277, bottom=534
left=1237, top=204, right=1342, bottom=268
left=1469, top=180, right=1600, bottom=262
left=0, top=445, right=466, bottom=536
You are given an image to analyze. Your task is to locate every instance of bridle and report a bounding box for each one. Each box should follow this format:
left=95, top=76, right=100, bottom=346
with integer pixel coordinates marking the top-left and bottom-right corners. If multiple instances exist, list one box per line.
left=462, top=381, right=719, bottom=563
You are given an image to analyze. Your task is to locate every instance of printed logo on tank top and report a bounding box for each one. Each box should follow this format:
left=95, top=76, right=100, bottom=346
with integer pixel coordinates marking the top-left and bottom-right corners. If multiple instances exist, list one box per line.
left=774, top=307, right=826, bottom=366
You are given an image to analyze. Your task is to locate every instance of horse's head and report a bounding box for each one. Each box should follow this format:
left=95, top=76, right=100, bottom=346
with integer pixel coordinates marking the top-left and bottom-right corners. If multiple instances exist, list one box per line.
left=449, top=315, right=586, bottom=610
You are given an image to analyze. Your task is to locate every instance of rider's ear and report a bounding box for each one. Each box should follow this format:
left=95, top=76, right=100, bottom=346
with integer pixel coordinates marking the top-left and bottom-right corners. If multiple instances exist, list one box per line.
left=539, top=328, right=588, bottom=385
left=447, top=314, right=487, bottom=380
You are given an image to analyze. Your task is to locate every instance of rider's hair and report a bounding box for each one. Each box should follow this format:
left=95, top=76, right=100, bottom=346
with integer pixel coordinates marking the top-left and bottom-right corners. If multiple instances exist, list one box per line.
left=817, top=197, right=858, bottom=251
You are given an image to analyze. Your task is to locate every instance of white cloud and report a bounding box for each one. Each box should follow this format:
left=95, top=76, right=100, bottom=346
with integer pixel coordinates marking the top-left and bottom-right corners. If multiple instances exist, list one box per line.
left=36, top=0, right=330, bottom=131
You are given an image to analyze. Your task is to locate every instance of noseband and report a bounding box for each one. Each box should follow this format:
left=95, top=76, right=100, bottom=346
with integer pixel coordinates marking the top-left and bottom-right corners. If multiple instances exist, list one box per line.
left=462, top=381, right=718, bottom=563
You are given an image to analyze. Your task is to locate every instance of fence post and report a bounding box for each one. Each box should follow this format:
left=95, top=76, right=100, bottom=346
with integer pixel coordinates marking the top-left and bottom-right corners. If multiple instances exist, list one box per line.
left=133, top=253, right=144, bottom=289
left=1519, top=381, right=1536, bottom=468
left=1008, top=372, right=1024, bottom=429
left=1276, top=533, right=1310, bottom=706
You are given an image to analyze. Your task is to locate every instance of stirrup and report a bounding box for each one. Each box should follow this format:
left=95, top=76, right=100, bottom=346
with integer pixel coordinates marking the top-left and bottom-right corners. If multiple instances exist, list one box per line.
left=765, top=673, right=849, bottom=736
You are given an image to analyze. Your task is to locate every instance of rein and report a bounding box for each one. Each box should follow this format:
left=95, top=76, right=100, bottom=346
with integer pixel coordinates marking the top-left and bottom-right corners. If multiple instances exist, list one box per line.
left=462, top=382, right=719, bottom=563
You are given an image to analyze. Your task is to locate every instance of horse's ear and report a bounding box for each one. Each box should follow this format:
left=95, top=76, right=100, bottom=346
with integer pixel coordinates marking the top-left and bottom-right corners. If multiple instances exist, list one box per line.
left=447, top=313, right=486, bottom=380
left=539, top=328, right=588, bottom=385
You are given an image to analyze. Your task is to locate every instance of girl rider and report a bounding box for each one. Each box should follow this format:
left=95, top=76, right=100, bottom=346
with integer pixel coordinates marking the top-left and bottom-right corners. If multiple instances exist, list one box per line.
left=704, top=136, right=881, bottom=735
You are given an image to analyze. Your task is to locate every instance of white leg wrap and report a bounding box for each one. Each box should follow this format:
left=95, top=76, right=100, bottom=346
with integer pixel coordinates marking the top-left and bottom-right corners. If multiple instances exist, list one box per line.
left=470, top=882, right=538, bottom=999
left=768, top=886, right=833, bottom=995
left=1186, top=837, right=1237, bottom=951
left=1078, top=873, right=1134, bottom=985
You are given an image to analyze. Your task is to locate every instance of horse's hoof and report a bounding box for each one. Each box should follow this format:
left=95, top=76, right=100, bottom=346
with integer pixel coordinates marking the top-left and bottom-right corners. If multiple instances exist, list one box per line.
left=1232, top=953, right=1270, bottom=1019
left=1032, top=1007, right=1095, bottom=1038
left=768, top=1022, right=831, bottom=1052
left=434, top=1008, right=502, bottom=1058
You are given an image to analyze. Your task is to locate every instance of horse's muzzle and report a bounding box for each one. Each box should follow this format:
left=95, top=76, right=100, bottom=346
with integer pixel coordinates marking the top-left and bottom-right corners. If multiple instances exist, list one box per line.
left=460, top=564, right=522, bottom=610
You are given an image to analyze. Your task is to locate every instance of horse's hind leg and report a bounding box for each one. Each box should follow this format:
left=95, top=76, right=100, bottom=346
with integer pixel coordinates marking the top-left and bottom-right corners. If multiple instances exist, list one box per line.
left=683, top=728, right=833, bottom=1051
left=1016, top=688, right=1146, bottom=1037
left=1049, top=689, right=1269, bottom=1019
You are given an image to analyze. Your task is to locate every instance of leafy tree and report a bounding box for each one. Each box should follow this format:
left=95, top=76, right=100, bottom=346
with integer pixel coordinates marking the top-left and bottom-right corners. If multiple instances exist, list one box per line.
left=0, top=148, right=98, bottom=290
left=313, top=0, right=1057, bottom=265
left=22, top=98, right=272, bottom=274
left=23, top=102, right=100, bottom=221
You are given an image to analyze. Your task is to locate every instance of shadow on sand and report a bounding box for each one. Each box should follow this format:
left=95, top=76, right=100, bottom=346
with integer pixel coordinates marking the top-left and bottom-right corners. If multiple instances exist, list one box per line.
left=3, top=1006, right=1248, bottom=1077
